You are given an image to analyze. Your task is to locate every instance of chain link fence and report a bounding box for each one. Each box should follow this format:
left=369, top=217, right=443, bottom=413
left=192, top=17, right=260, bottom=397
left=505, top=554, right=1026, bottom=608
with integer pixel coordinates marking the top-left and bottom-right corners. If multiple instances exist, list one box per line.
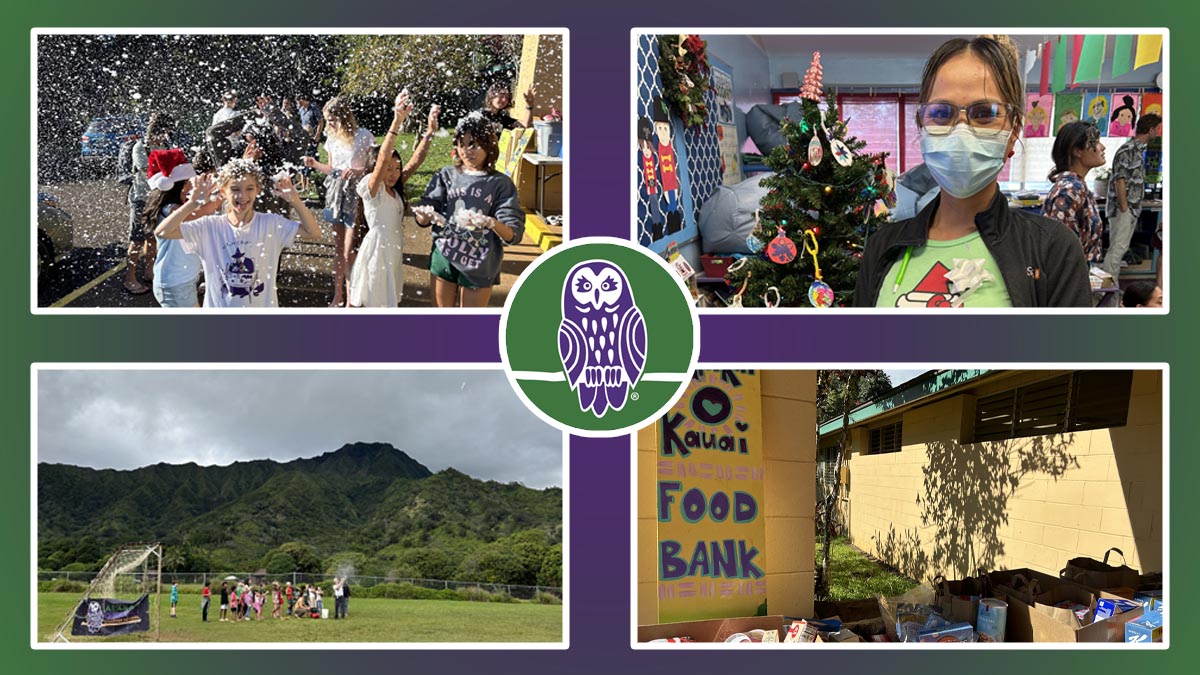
left=38, top=570, right=561, bottom=601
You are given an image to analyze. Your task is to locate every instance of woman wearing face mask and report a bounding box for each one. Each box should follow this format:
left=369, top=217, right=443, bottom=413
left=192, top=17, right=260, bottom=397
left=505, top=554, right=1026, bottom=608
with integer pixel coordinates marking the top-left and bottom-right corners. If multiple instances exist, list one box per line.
left=855, top=35, right=1091, bottom=308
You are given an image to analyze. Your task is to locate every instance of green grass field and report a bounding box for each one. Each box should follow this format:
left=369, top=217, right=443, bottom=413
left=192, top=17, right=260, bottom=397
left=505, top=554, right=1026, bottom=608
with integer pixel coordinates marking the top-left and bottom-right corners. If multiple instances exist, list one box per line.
left=819, top=536, right=919, bottom=602
left=37, top=593, right=561, bottom=643
left=310, top=131, right=454, bottom=203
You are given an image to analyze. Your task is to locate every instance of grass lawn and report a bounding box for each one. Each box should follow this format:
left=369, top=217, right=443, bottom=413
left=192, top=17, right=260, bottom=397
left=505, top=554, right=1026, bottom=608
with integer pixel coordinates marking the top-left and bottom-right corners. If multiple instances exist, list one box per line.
left=37, top=593, right=561, bottom=643
left=309, top=131, right=454, bottom=203
left=819, top=536, right=919, bottom=602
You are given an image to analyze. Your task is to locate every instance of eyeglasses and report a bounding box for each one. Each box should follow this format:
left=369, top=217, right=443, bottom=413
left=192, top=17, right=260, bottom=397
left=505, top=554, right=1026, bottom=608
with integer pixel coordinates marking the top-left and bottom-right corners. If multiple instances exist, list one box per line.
left=917, top=101, right=1016, bottom=136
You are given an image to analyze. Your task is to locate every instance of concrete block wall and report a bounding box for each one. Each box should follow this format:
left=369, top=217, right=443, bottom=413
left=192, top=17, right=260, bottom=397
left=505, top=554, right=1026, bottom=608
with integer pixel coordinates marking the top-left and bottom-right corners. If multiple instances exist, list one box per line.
left=844, top=371, right=1163, bottom=583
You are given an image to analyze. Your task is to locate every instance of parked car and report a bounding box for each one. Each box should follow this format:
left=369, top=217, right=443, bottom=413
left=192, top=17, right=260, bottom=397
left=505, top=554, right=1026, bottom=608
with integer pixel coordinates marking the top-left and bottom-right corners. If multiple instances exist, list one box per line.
left=37, top=191, right=73, bottom=278
left=80, top=114, right=144, bottom=161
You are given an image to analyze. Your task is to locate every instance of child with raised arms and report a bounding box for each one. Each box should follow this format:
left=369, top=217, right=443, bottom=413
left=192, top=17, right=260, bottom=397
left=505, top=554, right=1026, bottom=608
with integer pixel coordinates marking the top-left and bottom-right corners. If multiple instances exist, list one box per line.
left=155, top=159, right=322, bottom=308
left=348, top=90, right=439, bottom=307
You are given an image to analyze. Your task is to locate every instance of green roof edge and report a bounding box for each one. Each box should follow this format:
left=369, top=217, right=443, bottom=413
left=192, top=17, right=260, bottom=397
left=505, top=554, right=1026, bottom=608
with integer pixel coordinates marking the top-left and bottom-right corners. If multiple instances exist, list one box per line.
left=817, top=369, right=994, bottom=436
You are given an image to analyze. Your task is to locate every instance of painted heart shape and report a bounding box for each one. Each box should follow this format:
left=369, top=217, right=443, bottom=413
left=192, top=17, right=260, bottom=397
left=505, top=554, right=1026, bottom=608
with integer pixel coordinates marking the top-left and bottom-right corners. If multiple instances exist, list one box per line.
left=701, top=399, right=722, bottom=417
left=735, top=421, right=750, bottom=432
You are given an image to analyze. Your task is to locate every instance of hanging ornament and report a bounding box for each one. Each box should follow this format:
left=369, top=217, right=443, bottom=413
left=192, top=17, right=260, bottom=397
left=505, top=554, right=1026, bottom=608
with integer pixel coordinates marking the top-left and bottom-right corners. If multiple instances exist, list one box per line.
left=882, top=169, right=898, bottom=208
left=830, top=137, right=853, bottom=167
left=761, top=286, right=781, bottom=308
left=727, top=269, right=750, bottom=308
left=824, top=185, right=833, bottom=195
left=803, top=229, right=834, bottom=308
left=746, top=233, right=764, bottom=253
left=802, top=163, right=810, bottom=172
left=768, top=226, right=797, bottom=264
left=808, top=134, right=824, bottom=166
left=821, top=120, right=852, bottom=168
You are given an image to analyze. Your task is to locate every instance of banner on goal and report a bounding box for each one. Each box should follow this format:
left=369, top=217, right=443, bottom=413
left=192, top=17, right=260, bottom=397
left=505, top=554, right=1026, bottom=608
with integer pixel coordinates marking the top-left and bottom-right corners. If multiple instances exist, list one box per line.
left=71, top=594, right=151, bottom=636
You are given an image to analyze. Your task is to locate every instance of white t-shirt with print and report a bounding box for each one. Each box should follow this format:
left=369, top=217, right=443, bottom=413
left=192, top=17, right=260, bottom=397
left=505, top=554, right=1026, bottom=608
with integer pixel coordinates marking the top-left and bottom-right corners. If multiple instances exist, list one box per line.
left=180, top=212, right=300, bottom=308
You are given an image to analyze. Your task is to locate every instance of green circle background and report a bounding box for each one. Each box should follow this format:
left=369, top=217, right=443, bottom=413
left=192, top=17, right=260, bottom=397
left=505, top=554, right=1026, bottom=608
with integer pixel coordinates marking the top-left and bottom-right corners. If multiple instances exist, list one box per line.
left=505, top=243, right=696, bottom=432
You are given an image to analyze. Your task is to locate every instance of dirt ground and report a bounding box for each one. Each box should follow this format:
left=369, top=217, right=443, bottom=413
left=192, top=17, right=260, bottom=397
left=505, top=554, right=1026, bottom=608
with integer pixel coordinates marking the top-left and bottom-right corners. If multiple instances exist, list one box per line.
left=36, top=180, right=544, bottom=308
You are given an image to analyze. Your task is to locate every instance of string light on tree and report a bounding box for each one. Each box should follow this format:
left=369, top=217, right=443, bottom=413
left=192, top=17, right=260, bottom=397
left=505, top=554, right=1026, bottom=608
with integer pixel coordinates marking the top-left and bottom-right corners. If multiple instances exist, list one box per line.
left=724, top=50, right=891, bottom=307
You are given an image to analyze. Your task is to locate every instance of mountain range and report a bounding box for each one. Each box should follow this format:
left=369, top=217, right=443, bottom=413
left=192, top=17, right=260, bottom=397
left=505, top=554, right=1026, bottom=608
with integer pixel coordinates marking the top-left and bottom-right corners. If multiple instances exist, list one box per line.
left=38, top=442, right=562, bottom=583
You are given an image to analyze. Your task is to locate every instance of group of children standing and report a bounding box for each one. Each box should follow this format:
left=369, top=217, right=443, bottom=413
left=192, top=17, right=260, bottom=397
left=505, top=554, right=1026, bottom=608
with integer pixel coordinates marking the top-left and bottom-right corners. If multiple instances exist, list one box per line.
left=139, top=85, right=526, bottom=309
left=179, top=579, right=345, bottom=623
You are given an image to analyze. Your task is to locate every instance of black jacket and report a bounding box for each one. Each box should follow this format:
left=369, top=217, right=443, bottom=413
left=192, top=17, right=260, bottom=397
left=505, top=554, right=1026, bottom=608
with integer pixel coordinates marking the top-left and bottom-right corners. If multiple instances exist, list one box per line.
left=855, top=189, right=1092, bottom=307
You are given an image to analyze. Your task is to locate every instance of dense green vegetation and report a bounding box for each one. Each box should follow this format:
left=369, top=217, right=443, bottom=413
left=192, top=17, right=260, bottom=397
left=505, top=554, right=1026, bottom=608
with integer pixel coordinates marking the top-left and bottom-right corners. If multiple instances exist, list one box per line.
left=38, top=443, right=562, bottom=587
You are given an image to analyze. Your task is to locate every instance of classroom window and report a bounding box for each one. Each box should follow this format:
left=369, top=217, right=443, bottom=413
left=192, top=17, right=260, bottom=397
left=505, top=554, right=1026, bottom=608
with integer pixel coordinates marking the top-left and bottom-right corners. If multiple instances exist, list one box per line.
left=868, top=420, right=903, bottom=455
left=973, top=371, right=1133, bottom=442
left=840, top=95, right=900, bottom=173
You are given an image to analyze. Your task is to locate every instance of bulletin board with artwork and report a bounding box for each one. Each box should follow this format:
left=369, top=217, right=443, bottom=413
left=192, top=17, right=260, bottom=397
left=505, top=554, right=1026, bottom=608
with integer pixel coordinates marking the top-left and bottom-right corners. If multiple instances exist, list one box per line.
left=635, top=34, right=725, bottom=253
left=710, top=56, right=744, bottom=186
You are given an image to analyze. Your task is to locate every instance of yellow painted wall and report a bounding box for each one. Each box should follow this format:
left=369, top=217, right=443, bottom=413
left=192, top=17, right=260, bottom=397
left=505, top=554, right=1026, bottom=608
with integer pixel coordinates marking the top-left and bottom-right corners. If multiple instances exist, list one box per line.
left=843, top=370, right=1162, bottom=583
left=638, top=370, right=817, bottom=625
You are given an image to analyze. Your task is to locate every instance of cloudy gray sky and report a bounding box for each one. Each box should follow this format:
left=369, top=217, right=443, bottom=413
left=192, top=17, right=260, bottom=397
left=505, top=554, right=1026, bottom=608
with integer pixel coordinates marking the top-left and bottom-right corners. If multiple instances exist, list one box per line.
left=37, top=369, right=563, bottom=489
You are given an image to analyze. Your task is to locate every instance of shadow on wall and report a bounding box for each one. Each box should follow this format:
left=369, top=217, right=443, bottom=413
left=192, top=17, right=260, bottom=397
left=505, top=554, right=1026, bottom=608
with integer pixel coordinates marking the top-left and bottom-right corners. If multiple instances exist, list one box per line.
left=874, top=434, right=1080, bottom=582
left=871, top=524, right=929, bottom=582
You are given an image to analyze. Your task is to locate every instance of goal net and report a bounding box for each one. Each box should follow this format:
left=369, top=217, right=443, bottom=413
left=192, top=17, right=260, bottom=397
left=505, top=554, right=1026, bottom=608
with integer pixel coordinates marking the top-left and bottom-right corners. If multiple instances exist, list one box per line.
left=51, top=542, right=162, bottom=642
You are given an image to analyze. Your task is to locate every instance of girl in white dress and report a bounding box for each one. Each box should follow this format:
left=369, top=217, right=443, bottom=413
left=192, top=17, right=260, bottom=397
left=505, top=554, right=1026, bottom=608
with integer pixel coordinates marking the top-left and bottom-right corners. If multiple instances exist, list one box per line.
left=348, top=91, right=440, bottom=307
left=302, top=97, right=373, bottom=307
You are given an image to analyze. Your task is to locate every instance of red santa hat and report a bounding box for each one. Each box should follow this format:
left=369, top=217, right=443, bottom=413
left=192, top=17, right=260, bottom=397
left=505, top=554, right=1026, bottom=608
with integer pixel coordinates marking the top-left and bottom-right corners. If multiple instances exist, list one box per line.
left=146, top=148, right=195, bottom=191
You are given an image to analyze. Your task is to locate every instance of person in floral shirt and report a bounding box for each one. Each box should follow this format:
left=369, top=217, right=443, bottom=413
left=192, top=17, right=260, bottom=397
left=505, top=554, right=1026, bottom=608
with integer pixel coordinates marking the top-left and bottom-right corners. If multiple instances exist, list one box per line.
left=1103, top=113, right=1162, bottom=280
left=1043, top=121, right=1106, bottom=263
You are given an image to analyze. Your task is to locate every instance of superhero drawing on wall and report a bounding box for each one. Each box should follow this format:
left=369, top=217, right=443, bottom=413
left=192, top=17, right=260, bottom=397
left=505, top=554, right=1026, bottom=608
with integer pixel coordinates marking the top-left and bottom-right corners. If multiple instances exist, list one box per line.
left=651, top=95, right=684, bottom=238
left=1109, top=94, right=1139, bottom=138
left=637, top=117, right=664, bottom=239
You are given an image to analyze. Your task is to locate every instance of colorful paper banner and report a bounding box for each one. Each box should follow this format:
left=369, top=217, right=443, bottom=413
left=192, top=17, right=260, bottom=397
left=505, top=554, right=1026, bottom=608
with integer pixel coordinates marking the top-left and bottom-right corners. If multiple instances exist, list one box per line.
left=1074, top=35, right=1105, bottom=85
left=1052, top=36, right=1069, bottom=93
left=1135, top=34, right=1163, bottom=71
left=1070, top=35, right=1084, bottom=87
left=1040, top=40, right=1052, bottom=96
left=1111, top=35, right=1133, bottom=78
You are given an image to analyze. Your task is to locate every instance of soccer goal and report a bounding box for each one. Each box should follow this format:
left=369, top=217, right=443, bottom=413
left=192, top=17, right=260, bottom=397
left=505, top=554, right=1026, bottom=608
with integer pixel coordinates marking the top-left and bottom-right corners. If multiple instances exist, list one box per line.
left=50, top=542, right=163, bottom=643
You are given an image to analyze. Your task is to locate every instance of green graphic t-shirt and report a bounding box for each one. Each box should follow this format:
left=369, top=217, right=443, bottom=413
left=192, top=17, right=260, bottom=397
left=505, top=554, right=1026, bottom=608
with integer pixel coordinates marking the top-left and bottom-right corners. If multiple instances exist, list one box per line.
left=874, top=232, right=1013, bottom=308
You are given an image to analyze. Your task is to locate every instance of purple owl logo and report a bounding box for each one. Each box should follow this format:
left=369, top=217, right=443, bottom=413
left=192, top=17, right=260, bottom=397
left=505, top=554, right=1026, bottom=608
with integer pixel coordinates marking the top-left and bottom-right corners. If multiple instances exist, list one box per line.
left=558, top=260, right=647, bottom=417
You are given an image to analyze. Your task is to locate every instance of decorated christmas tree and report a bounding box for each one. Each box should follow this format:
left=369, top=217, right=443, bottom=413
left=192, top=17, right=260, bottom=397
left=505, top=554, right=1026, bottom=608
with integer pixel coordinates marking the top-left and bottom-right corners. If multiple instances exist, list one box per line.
left=727, top=52, right=893, bottom=308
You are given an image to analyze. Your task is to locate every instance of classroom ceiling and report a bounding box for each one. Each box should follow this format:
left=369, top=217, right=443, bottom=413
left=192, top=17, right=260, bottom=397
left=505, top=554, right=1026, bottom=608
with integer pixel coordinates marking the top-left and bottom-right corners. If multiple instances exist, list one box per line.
left=751, top=33, right=1131, bottom=61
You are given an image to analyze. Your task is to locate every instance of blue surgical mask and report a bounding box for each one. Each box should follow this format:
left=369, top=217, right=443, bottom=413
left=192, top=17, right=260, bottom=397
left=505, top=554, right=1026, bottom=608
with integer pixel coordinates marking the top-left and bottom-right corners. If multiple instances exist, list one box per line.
left=920, top=125, right=1012, bottom=199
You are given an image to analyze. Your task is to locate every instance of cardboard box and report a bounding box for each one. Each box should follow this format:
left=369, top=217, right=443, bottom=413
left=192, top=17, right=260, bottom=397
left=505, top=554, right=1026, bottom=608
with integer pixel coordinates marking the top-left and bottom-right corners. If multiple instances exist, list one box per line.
left=1134, top=590, right=1164, bottom=612
left=1125, top=611, right=1163, bottom=643
left=1094, top=598, right=1141, bottom=622
left=1004, top=583, right=1145, bottom=643
left=638, top=615, right=785, bottom=643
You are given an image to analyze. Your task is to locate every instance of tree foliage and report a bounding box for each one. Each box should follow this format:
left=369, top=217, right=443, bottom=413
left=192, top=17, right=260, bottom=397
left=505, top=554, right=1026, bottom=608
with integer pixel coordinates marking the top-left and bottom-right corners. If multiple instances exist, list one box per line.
left=335, top=35, right=522, bottom=130
left=816, top=370, right=895, bottom=423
